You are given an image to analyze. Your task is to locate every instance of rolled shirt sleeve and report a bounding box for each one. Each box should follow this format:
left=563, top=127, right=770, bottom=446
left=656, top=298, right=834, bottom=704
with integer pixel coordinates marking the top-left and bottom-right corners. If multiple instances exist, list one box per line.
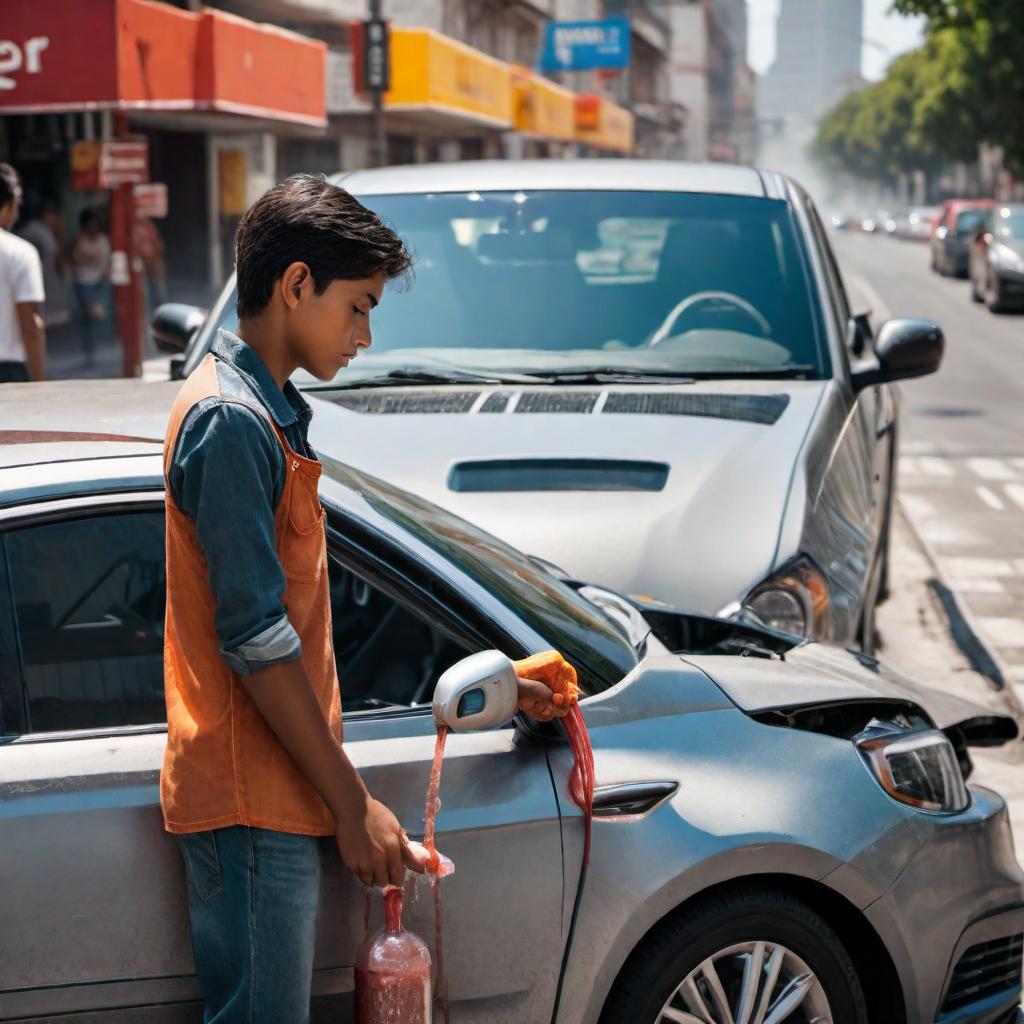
left=167, top=399, right=302, bottom=675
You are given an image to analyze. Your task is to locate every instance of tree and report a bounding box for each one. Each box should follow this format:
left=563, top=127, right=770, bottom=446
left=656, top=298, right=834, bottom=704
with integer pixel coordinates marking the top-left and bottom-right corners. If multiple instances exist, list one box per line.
left=894, top=0, right=1024, bottom=176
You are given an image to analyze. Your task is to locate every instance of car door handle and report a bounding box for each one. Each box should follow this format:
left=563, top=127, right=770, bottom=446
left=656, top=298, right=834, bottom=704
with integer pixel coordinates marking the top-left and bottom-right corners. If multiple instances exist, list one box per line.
left=591, top=781, right=678, bottom=817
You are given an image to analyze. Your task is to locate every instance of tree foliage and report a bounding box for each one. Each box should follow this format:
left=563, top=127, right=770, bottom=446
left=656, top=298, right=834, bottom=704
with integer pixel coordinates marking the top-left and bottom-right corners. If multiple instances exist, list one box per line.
left=816, top=0, right=1024, bottom=180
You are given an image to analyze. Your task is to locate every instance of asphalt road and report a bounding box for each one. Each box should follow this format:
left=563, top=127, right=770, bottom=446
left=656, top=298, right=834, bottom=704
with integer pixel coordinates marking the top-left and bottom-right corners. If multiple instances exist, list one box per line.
left=834, top=230, right=1024, bottom=693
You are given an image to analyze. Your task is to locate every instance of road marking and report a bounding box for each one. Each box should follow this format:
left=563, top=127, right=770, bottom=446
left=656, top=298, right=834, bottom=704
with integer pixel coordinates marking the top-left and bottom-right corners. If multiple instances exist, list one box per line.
left=941, top=556, right=1018, bottom=578
left=920, top=522, right=984, bottom=547
left=901, top=440, right=937, bottom=455
left=898, top=456, right=920, bottom=476
left=976, top=618, right=1024, bottom=647
left=1004, top=484, right=1024, bottom=513
left=968, top=458, right=1016, bottom=481
left=977, top=486, right=1006, bottom=511
left=900, top=494, right=936, bottom=520
left=951, top=578, right=1006, bottom=593
left=920, top=456, right=953, bottom=477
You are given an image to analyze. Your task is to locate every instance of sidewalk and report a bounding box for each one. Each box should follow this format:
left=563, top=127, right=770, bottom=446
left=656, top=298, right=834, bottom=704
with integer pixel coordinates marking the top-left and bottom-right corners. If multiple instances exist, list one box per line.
left=878, top=506, right=1024, bottom=858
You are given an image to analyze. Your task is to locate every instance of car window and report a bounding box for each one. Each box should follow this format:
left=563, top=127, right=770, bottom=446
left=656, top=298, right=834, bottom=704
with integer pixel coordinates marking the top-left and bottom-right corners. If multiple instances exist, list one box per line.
left=205, top=190, right=827, bottom=380
left=806, top=202, right=851, bottom=338
left=956, top=209, right=986, bottom=235
left=5, top=513, right=167, bottom=733
left=328, top=556, right=472, bottom=712
left=1, top=506, right=481, bottom=733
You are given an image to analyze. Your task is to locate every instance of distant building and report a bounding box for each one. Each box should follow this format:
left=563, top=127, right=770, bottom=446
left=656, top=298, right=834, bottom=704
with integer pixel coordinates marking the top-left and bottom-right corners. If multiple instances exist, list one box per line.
left=757, top=0, right=864, bottom=190
left=759, top=0, right=864, bottom=122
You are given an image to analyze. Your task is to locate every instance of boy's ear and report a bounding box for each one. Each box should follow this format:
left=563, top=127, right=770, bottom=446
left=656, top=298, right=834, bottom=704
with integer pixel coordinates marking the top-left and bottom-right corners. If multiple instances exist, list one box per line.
left=280, top=261, right=312, bottom=310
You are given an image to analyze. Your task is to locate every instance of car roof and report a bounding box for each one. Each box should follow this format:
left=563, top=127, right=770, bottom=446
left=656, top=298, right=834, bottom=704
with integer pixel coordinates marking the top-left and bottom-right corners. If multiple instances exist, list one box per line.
left=0, top=379, right=177, bottom=469
left=334, top=159, right=772, bottom=198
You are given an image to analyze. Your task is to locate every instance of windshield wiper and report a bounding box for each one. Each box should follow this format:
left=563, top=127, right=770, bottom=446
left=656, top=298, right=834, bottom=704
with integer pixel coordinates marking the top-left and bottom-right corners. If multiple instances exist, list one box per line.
left=307, top=367, right=550, bottom=391
left=680, top=365, right=819, bottom=380
left=523, top=369, right=697, bottom=385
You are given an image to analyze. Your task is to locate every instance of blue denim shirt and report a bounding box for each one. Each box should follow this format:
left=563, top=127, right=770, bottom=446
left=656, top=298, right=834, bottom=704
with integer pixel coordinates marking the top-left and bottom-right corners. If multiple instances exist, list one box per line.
left=167, top=330, right=316, bottom=676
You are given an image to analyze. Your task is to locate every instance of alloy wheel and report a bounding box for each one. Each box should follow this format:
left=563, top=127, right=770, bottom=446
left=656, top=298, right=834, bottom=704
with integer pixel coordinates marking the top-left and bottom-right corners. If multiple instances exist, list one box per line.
left=656, top=940, right=833, bottom=1024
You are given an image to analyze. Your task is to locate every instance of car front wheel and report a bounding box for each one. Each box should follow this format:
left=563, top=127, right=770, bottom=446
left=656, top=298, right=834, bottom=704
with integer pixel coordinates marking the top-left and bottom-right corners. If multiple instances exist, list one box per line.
left=600, top=885, right=868, bottom=1024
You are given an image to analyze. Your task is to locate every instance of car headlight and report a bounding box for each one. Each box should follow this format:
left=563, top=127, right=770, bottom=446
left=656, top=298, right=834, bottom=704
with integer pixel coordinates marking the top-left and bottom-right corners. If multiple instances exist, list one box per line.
left=855, top=723, right=970, bottom=813
left=738, top=557, right=831, bottom=640
left=992, top=243, right=1024, bottom=272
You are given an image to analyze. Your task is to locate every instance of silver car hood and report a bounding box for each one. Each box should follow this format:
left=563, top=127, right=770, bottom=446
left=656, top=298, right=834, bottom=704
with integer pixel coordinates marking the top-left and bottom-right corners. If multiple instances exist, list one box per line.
left=684, top=640, right=1017, bottom=739
left=309, top=379, right=826, bottom=614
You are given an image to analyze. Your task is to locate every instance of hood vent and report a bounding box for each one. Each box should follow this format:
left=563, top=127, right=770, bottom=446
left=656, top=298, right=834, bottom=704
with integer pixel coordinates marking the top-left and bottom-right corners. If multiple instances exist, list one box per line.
left=325, top=391, right=480, bottom=415
left=449, top=458, right=669, bottom=493
left=324, top=389, right=789, bottom=425
left=603, top=392, right=789, bottom=424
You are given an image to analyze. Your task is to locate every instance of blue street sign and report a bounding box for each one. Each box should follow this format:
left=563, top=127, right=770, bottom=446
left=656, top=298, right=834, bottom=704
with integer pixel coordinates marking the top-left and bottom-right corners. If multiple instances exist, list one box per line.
left=538, top=17, right=631, bottom=72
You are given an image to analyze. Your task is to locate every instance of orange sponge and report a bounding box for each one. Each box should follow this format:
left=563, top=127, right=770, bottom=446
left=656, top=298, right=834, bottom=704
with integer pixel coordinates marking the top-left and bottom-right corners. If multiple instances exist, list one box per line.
left=514, top=650, right=580, bottom=715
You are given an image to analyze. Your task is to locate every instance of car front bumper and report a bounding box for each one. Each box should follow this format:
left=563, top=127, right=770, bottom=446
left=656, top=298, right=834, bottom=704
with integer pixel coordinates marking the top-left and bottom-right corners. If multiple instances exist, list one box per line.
left=865, top=785, right=1024, bottom=1023
left=996, top=269, right=1024, bottom=305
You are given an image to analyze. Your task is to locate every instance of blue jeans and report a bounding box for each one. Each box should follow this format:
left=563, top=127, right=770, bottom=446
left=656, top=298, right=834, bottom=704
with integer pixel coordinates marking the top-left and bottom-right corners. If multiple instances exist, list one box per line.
left=176, top=826, right=324, bottom=1024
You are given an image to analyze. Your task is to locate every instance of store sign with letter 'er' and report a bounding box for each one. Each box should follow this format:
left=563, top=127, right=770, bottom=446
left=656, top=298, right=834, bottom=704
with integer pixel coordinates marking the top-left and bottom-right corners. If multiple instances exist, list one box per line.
left=538, top=18, right=630, bottom=72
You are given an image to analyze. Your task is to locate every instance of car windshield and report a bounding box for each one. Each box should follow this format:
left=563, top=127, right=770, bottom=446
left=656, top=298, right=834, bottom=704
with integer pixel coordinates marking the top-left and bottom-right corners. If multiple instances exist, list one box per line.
left=996, top=210, right=1024, bottom=240
left=209, top=190, right=825, bottom=381
left=320, top=455, right=640, bottom=692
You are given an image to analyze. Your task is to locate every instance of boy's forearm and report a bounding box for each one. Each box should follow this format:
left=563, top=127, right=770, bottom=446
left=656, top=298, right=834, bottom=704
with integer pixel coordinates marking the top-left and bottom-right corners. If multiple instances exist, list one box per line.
left=239, top=657, right=367, bottom=824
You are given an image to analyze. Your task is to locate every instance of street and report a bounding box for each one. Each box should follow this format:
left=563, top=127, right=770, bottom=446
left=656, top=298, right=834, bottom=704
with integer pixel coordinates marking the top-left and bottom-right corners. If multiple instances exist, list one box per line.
left=836, top=229, right=1024, bottom=853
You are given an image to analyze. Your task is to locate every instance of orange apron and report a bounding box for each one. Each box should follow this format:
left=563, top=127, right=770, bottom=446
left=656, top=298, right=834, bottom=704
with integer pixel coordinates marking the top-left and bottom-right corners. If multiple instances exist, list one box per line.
left=161, top=354, right=341, bottom=836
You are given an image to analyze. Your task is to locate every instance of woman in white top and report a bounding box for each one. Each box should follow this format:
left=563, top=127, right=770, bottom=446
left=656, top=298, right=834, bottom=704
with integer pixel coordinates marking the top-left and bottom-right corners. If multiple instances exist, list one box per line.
left=71, top=208, right=111, bottom=363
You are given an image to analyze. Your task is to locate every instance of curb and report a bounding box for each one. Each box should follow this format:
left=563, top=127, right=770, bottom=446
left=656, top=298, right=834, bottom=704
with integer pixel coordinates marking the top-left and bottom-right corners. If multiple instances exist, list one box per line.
left=897, top=497, right=1024, bottom=717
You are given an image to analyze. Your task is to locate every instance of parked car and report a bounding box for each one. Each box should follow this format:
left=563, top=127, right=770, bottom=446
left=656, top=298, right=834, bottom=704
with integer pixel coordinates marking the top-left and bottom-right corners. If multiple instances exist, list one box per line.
left=969, top=204, right=1024, bottom=312
left=1, top=380, right=1022, bottom=1024
left=154, top=161, right=946, bottom=653
left=894, top=205, right=940, bottom=242
left=931, top=199, right=995, bottom=276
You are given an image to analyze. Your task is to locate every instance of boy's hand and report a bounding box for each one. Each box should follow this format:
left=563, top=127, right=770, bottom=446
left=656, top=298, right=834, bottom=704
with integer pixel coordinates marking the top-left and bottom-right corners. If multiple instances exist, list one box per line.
left=517, top=676, right=571, bottom=722
left=336, top=797, right=429, bottom=888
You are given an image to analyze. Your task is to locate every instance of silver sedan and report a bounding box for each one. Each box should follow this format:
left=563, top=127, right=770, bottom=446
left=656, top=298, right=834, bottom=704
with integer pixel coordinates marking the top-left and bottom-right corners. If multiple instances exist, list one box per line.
left=1, top=382, right=1021, bottom=1024
left=157, top=160, right=944, bottom=655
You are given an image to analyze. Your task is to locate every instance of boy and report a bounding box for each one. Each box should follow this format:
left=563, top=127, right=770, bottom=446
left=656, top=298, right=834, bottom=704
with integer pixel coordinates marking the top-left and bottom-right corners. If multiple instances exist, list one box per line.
left=162, top=175, right=562, bottom=1022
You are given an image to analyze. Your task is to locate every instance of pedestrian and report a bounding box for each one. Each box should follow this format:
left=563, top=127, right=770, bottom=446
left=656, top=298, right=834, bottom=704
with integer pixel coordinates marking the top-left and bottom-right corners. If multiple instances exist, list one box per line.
left=163, top=174, right=565, bottom=1022
left=0, top=163, right=46, bottom=382
left=20, top=198, right=69, bottom=327
left=70, top=208, right=111, bottom=365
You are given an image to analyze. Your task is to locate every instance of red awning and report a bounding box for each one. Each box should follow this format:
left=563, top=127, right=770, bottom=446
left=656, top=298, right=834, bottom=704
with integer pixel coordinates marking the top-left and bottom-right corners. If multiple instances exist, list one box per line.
left=0, top=0, right=326, bottom=128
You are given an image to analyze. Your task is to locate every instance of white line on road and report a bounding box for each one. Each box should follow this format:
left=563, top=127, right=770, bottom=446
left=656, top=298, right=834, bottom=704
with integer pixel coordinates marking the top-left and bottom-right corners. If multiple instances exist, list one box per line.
left=941, top=556, right=1018, bottom=578
left=899, top=456, right=920, bottom=476
left=977, top=486, right=1006, bottom=511
left=1006, top=484, right=1024, bottom=513
left=900, top=494, right=937, bottom=520
left=968, top=457, right=1016, bottom=481
left=977, top=618, right=1024, bottom=648
left=951, top=578, right=1006, bottom=593
left=920, top=456, right=953, bottom=477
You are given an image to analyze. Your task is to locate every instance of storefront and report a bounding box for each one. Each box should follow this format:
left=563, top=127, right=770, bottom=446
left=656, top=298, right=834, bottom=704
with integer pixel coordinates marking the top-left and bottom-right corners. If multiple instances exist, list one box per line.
left=573, top=93, right=635, bottom=156
left=0, top=0, right=327, bottom=326
left=512, top=69, right=577, bottom=158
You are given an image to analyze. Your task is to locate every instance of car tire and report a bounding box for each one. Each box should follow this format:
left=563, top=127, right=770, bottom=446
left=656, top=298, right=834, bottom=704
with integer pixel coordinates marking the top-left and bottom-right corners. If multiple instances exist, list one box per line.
left=599, top=885, right=869, bottom=1024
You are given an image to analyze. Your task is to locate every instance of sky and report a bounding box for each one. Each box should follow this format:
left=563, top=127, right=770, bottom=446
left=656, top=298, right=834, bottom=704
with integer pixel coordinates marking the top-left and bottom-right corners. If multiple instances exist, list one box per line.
left=746, top=0, right=926, bottom=81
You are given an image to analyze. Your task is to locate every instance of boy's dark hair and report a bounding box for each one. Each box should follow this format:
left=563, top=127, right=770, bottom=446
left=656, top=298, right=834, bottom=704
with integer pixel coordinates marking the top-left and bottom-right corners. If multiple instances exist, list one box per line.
left=79, top=208, right=99, bottom=230
left=235, top=175, right=412, bottom=319
left=0, top=164, right=21, bottom=209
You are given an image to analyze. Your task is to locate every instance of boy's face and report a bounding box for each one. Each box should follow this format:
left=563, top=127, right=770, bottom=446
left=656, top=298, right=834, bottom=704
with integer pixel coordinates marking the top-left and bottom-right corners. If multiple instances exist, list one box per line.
left=285, top=268, right=386, bottom=381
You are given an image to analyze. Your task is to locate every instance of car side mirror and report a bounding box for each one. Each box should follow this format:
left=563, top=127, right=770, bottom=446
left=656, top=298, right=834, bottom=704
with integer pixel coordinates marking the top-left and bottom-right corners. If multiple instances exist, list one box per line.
left=851, top=318, right=944, bottom=391
left=845, top=311, right=873, bottom=357
left=152, top=303, right=205, bottom=355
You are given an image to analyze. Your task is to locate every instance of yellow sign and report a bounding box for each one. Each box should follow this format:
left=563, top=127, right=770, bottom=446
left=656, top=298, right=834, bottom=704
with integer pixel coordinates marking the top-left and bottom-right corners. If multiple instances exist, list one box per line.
left=575, top=96, right=634, bottom=154
left=386, top=29, right=513, bottom=128
left=513, top=72, right=576, bottom=142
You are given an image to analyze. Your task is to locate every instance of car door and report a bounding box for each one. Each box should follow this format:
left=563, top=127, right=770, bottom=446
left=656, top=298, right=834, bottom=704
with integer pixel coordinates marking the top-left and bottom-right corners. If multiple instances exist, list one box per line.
left=0, top=496, right=197, bottom=1022
left=0, top=494, right=565, bottom=1023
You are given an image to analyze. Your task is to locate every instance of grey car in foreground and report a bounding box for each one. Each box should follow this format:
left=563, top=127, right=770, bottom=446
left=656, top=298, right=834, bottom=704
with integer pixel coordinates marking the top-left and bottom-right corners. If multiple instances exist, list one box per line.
left=156, top=160, right=944, bottom=655
left=1, top=381, right=1022, bottom=1024
left=969, top=204, right=1024, bottom=312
